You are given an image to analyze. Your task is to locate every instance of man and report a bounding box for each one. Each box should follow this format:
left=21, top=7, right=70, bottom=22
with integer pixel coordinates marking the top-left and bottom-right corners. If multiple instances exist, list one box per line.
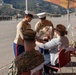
left=35, top=12, right=54, bottom=62
left=35, top=12, right=54, bottom=74
left=15, top=29, right=44, bottom=75
left=35, top=12, right=54, bottom=37
left=35, top=12, right=54, bottom=42
left=13, top=13, right=33, bottom=57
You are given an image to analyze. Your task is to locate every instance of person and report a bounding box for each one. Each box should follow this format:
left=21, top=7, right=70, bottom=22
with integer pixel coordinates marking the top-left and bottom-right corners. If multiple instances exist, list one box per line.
left=14, top=29, right=44, bottom=75
left=13, top=13, right=33, bottom=57
left=36, top=24, right=69, bottom=74
left=35, top=12, right=54, bottom=62
left=35, top=12, right=54, bottom=74
left=35, top=12, right=54, bottom=39
left=35, top=12, right=54, bottom=53
left=35, top=12, right=54, bottom=57
left=36, top=26, right=53, bottom=64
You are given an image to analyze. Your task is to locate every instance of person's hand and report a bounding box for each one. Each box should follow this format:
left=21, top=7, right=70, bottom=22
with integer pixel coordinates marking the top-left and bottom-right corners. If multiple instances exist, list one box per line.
left=35, top=40, right=41, bottom=46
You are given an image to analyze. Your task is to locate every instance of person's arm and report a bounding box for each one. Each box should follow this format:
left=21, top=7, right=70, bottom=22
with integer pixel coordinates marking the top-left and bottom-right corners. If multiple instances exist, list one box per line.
left=35, top=22, right=41, bottom=32
left=17, top=22, right=24, bottom=39
left=36, top=39, right=58, bottom=49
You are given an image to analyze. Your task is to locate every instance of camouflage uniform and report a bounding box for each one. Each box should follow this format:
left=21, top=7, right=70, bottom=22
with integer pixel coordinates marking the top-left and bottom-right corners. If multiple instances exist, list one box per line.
left=15, top=50, right=44, bottom=75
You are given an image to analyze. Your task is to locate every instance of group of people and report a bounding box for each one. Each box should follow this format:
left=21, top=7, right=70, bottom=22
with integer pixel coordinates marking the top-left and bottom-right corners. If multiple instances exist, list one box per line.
left=12, top=12, right=69, bottom=75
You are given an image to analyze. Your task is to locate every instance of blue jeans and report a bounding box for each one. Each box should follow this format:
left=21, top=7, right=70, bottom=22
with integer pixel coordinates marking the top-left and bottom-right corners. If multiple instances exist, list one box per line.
left=39, top=47, right=50, bottom=64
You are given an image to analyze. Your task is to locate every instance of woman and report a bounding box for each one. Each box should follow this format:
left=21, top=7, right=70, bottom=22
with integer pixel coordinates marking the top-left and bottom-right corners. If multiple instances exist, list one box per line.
left=36, top=24, right=69, bottom=74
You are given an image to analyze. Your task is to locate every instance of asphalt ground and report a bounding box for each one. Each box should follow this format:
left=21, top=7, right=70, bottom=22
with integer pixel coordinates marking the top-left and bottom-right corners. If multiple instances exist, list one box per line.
left=0, top=15, right=76, bottom=75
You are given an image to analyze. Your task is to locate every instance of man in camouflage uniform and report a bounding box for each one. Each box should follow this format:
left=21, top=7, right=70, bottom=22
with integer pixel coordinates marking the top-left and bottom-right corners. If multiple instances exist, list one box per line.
left=14, top=29, right=44, bottom=75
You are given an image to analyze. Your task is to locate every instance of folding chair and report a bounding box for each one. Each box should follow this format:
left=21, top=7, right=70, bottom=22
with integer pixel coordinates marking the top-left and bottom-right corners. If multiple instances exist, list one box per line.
left=66, top=46, right=76, bottom=56
left=45, top=48, right=71, bottom=75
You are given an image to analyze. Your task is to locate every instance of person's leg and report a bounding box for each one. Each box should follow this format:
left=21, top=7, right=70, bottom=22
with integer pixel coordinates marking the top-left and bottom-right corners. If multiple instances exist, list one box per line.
left=44, top=65, right=51, bottom=74
left=44, top=54, right=50, bottom=64
left=13, top=43, right=18, bottom=57
left=13, top=43, right=24, bottom=57
left=43, top=51, right=50, bottom=74
left=18, top=45, right=25, bottom=55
